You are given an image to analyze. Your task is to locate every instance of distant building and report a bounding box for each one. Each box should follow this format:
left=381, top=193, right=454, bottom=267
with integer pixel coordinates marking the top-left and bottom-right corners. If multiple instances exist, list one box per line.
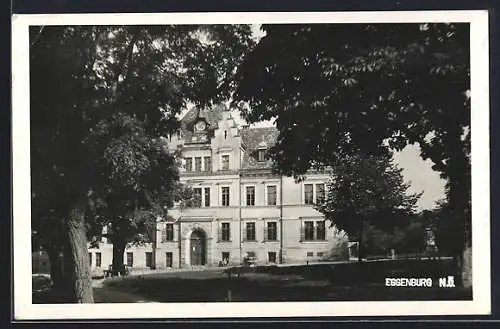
left=88, top=105, right=347, bottom=270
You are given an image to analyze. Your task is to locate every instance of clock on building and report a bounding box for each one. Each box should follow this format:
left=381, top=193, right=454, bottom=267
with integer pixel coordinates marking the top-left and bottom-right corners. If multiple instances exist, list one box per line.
left=195, top=120, right=206, bottom=132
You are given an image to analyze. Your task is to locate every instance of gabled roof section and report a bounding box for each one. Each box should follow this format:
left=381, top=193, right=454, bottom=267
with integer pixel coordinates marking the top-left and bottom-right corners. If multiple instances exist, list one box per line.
left=241, top=127, right=279, bottom=170
left=199, top=103, right=228, bottom=129
left=179, top=104, right=227, bottom=143
left=180, top=103, right=227, bottom=132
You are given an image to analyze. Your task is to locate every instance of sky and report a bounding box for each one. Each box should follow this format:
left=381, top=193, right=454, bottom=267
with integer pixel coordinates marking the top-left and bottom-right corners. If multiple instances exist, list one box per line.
left=392, top=144, right=446, bottom=210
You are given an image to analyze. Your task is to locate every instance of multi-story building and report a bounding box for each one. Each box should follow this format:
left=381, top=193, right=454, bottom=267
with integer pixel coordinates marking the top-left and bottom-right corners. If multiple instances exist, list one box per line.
left=87, top=104, right=347, bottom=271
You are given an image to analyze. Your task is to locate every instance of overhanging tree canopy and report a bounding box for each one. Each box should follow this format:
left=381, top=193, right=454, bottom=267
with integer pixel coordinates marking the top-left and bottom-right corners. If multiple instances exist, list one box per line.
left=233, top=23, right=471, bottom=285
left=30, top=24, right=255, bottom=301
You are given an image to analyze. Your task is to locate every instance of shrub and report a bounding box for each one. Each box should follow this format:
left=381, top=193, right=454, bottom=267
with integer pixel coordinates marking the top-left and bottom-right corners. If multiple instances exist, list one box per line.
left=324, top=232, right=350, bottom=261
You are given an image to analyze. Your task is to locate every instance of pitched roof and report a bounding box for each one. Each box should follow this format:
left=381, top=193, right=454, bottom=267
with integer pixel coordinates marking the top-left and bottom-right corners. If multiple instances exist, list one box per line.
left=180, top=103, right=227, bottom=131
left=180, top=104, right=227, bottom=143
left=179, top=104, right=280, bottom=170
left=241, top=127, right=279, bottom=170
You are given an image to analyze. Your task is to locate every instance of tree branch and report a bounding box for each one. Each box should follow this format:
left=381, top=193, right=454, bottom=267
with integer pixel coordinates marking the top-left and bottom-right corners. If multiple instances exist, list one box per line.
left=30, top=25, right=45, bottom=48
left=415, top=136, right=448, bottom=176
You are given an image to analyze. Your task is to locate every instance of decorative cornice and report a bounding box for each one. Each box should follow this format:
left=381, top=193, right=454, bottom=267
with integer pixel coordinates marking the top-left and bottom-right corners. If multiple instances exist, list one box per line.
left=181, top=170, right=239, bottom=178
left=180, top=216, right=214, bottom=222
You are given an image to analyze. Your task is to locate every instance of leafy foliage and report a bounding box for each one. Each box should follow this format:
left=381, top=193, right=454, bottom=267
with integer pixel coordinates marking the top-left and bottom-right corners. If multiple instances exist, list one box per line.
left=362, top=224, right=394, bottom=256
left=234, top=23, right=469, bottom=179
left=31, top=24, right=255, bottom=236
left=233, top=23, right=471, bottom=274
left=400, top=220, right=427, bottom=255
left=316, top=152, right=421, bottom=257
left=30, top=25, right=255, bottom=289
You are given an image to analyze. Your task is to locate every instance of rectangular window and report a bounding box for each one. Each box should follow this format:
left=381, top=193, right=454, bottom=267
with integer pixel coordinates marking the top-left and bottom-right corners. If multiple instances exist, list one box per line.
left=185, top=158, right=193, bottom=172
left=145, top=252, right=153, bottom=268
left=266, top=222, right=277, bottom=241
left=304, top=184, right=314, bottom=205
left=163, top=223, right=174, bottom=242
left=204, top=156, right=211, bottom=172
left=304, top=221, right=314, bottom=241
left=317, top=252, right=324, bottom=257
left=88, top=253, right=92, bottom=266
left=316, top=221, right=326, bottom=240
left=193, top=187, right=202, bottom=207
left=222, top=252, right=230, bottom=264
left=316, top=183, right=325, bottom=204
left=246, top=186, right=255, bottom=206
left=221, top=222, right=230, bottom=242
left=258, top=149, right=266, bottom=162
left=246, top=222, right=256, bottom=241
left=267, top=185, right=277, bottom=206
left=126, top=252, right=134, bottom=267
left=221, top=155, right=230, bottom=170
left=306, top=251, right=314, bottom=257
left=96, top=252, right=102, bottom=268
left=165, top=252, right=173, bottom=268
left=221, top=187, right=230, bottom=206
left=268, top=252, right=277, bottom=263
left=195, top=157, right=202, bottom=172
left=204, top=187, right=210, bottom=207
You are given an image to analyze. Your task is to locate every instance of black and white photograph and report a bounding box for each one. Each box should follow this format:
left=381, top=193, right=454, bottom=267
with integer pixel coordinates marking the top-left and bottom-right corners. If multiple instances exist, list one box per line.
left=12, top=11, right=490, bottom=319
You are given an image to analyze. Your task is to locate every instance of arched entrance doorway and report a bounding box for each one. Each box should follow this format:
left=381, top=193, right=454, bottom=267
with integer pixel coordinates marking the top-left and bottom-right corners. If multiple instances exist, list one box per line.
left=190, top=230, right=206, bottom=266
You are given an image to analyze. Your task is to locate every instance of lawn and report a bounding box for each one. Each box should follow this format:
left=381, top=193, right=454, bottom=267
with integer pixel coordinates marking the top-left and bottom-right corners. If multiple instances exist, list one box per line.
left=95, top=258, right=471, bottom=303
left=32, top=259, right=471, bottom=303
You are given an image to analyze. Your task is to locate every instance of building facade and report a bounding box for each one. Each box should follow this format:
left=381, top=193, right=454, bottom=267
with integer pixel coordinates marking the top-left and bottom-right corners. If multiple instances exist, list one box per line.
left=87, top=105, right=347, bottom=271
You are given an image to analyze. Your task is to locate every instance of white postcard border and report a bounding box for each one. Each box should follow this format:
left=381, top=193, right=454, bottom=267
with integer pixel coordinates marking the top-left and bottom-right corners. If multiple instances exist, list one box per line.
left=12, top=10, right=491, bottom=319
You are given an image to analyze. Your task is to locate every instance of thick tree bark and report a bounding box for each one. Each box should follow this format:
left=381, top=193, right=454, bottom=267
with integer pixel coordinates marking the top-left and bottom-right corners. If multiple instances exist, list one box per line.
left=462, top=245, right=472, bottom=287
left=63, top=201, right=94, bottom=303
left=446, top=130, right=472, bottom=288
left=111, top=238, right=126, bottom=276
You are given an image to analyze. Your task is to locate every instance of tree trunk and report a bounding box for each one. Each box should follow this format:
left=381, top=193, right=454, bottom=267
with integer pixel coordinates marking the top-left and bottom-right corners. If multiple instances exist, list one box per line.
left=446, top=131, right=471, bottom=288
left=63, top=202, right=94, bottom=303
left=111, top=238, right=126, bottom=277
left=462, top=245, right=472, bottom=288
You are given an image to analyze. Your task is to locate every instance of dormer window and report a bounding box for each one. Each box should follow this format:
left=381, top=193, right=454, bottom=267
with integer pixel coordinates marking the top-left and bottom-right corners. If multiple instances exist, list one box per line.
left=257, top=141, right=268, bottom=162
